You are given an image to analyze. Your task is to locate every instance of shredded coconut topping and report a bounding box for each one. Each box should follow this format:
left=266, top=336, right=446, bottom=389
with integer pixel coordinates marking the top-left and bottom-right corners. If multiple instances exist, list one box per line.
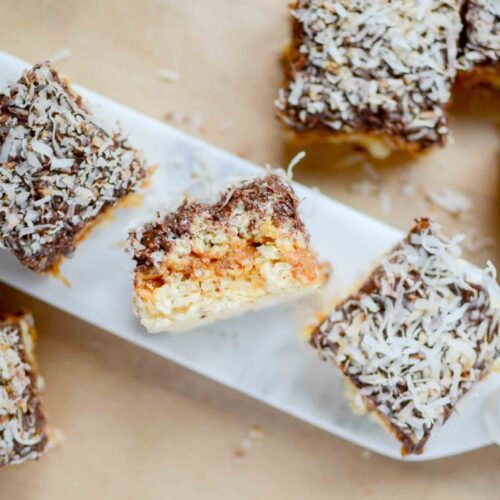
left=312, top=218, right=500, bottom=454
left=276, top=0, right=462, bottom=148
left=459, top=0, right=500, bottom=70
left=0, top=63, right=147, bottom=272
left=0, top=313, right=47, bottom=466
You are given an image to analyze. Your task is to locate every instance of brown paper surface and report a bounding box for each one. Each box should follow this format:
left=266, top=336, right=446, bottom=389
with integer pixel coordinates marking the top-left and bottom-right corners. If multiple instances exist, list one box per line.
left=0, top=1, right=499, bottom=498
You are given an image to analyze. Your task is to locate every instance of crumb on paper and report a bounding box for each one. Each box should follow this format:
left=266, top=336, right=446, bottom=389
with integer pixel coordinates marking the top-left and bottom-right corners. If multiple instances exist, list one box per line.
left=249, top=425, right=264, bottom=440
left=400, top=180, right=417, bottom=198
left=46, top=428, right=65, bottom=451
left=158, top=69, right=181, bottom=83
left=220, top=119, right=235, bottom=131
left=349, top=179, right=379, bottom=195
left=241, top=438, right=253, bottom=451
left=361, top=162, right=380, bottom=182
left=287, top=151, right=306, bottom=180
left=233, top=425, right=265, bottom=459
left=349, top=162, right=383, bottom=196
left=379, top=190, right=391, bottom=215
left=47, top=48, right=71, bottom=63
left=425, top=187, right=472, bottom=216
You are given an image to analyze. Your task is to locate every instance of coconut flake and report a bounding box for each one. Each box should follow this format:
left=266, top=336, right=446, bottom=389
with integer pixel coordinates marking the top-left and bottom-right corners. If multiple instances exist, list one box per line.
left=425, top=187, right=472, bottom=216
left=47, top=47, right=71, bottom=63
left=158, top=69, right=181, bottom=83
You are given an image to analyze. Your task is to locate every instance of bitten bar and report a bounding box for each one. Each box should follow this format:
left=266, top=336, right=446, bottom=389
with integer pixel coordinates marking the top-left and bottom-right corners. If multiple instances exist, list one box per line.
left=0, top=63, right=147, bottom=273
left=311, top=219, right=500, bottom=455
left=129, top=175, right=328, bottom=333
left=276, top=1, right=462, bottom=158
left=0, top=311, right=49, bottom=466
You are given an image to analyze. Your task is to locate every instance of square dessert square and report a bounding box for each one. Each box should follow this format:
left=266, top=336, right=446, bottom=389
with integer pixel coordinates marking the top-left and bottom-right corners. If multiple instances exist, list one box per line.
left=0, top=63, right=147, bottom=273
left=458, top=0, right=500, bottom=88
left=311, top=218, right=500, bottom=455
left=129, top=175, right=328, bottom=333
left=276, top=1, right=462, bottom=158
left=0, top=311, right=49, bottom=466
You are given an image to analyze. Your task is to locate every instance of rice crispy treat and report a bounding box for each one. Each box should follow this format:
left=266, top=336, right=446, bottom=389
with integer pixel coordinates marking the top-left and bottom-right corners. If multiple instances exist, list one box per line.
left=129, top=175, right=328, bottom=333
left=458, top=0, right=500, bottom=88
left=311, top=218, right=500, bottom=455
left=0, top=63, right=147, bottom=273
left=275, top=1, right=463, bottom=158
left=0, top=311, right=50, bottom=466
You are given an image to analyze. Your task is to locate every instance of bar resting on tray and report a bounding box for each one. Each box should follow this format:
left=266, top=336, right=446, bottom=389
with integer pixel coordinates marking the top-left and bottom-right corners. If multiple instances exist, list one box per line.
left=311, top=218, right=500, bottom=455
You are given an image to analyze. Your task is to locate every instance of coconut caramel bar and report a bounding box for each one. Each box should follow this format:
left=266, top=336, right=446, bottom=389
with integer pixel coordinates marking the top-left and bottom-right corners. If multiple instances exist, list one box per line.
left=0, top=63, right=147, bottom=273
left=458, top=0, right=500, bottom=88
left=0, top=311, right=49, bottom=466
left=311, top=218, right=500, bottom=455
left=276, top=1, right=462, bottom=158
left=129, top=175, right=328, bottom=333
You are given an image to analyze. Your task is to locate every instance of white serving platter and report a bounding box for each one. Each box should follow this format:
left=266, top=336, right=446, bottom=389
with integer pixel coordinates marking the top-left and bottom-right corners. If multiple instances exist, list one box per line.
left=0, top=52, right=498, bottom=461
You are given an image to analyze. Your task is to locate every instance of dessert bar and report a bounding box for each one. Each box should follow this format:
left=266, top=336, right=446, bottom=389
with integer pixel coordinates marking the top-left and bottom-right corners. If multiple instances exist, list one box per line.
left=0, top=63, right=147, bottom=273
left=276, top=1, right=462, bottom=157
left=129, top=175, right=328, bottom=333
left=0, top=311, right=49, bottom=466
left=311, top=218, right=500, bottom=454
left=459, top=0, right=500, bottom=88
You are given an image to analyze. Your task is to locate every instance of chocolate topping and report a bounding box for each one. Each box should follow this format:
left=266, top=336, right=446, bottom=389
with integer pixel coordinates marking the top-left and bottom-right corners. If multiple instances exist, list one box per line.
left=130, top=175, right=305, bottom=272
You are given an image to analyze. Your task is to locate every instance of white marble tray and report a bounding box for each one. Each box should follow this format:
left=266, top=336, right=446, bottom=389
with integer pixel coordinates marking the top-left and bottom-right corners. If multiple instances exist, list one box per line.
left=0, top=52, right=498, bottom=461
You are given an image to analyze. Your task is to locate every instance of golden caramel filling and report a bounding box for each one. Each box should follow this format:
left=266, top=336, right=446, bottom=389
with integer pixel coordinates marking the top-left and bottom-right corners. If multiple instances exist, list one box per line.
left=137, top=235, right=320, bottom=298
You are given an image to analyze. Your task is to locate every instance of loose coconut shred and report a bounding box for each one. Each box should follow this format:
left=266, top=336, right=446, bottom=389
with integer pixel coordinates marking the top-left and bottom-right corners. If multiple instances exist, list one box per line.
left=311, top=218, right=500, bottom=455
left=0, top=63, right=147, bottom=273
